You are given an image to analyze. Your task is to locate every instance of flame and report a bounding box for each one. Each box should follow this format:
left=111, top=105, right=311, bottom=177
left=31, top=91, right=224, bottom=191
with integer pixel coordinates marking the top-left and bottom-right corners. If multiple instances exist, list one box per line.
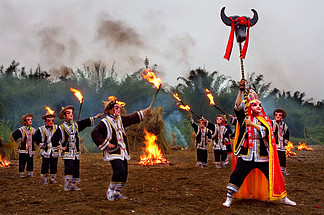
left=138, top=129, right=169, bottom=165
left=108, top=96, right=126, bottom=107
left=172, top=93, right=182, bottom=102
left=177, top=103, right=191, bottom=111
left=70, top=87, right=84, bottom=103
left=142, top=68, right=162, bottom=89
left=44, top=106, right=55, bottom=115
left=285, top=141, right=297, bottom=157
left=0, top=155, right=10, bottom=167
left=205, top=88, right=215, bottom=105
left=297, top=142, right=314, bottom=151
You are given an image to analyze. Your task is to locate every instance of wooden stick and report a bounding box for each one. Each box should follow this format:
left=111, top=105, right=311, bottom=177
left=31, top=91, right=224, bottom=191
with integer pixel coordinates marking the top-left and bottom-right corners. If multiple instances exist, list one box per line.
left=77, top=102, right=83, bottom=121
left=239, top=43, right=249, bottom=117
left=149, top=85, right=161, bottom=108
left=212, top=104, right=229, bottom=115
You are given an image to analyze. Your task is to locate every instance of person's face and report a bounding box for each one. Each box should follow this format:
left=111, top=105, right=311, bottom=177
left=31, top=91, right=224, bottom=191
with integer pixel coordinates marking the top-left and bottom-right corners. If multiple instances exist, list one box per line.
left=274, top=112, right=283, bottom=121
left=25, top=117, right=33, bottom=126
left=65, top=109, right=74, bottom=121
left=216, top=117, right=224, bottom=125
left=45, top=117, right=55, bottom=126
left=251, top=101, right=262, bottom=114
left=198, top=121, right=205, bottom=128
left=109, top=104, right=121, bottom=117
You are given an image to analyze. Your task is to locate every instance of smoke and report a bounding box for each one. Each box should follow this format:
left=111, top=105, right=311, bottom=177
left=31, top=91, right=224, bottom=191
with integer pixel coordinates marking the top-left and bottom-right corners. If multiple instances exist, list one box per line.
left=0, top=1, right=323, bottom=102
left=49, top=66, right=73, bottom=79
left=166, top=33, right=196, bottom=68
left=164, top=111, right=188, bottom=148
left=96, top=16, right=145, bottom=49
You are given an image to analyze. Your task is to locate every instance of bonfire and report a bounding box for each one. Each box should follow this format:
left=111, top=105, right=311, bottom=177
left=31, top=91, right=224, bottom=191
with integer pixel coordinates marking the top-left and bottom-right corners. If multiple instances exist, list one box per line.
left=285, top=141, right=297, bottom=157
left=0, top=155, right=10, bottom=167
left=297, top=142, right=314, bottom=151
left=139, top=129, right=169, bottom=165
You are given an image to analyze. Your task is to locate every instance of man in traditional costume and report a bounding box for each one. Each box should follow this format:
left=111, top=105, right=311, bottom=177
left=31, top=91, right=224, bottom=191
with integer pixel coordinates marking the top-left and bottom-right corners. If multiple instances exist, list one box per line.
left=189, top=114, right=211, bottom=168
left=272, top=108, right=290, bottom=175
left=34, top=109, right=59, bottom=184
left=223, top=79, right=296, bottom=207
left=206, top=114, right=231, bottom=168
left=91, top=96, right=151, bottom=201
left=12, top=113, right=36, bottom=178
left=51, top=105, right=102, bottom=191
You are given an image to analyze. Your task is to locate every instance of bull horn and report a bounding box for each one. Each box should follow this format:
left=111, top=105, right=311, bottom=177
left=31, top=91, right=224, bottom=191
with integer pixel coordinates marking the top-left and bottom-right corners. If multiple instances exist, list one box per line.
left=220, top=7, right=232, bottom=26
left=250, top=9, right=259, bottom=26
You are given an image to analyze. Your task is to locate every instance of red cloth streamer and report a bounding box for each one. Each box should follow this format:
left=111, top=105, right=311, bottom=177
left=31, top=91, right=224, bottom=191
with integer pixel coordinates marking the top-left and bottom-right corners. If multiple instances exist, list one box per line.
left=224, top=17, right=252, bottom=61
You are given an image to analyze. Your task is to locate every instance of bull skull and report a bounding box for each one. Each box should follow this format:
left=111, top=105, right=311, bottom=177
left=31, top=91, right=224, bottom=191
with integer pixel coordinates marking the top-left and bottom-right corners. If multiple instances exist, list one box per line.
left=221, top=7, right=258, bottom=43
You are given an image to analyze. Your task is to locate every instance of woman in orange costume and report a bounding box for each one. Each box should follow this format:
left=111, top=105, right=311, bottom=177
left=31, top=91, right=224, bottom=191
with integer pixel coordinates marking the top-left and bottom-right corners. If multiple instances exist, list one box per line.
left=223, top=79, right=296, bottom=207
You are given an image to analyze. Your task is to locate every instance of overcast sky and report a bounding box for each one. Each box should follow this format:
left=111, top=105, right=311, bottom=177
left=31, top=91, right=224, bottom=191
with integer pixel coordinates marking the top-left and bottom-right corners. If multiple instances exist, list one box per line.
left=1, top=0, right=323, bottom=102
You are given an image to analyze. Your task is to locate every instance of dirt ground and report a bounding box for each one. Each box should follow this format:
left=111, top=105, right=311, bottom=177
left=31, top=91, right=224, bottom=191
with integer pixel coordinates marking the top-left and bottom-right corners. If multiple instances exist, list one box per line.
left=0, top=146, right=323, bottom=215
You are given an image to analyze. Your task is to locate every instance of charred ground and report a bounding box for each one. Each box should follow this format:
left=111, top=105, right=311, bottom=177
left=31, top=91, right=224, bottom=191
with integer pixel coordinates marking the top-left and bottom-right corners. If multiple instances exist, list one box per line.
left=0, top=146, right=323, bottom=215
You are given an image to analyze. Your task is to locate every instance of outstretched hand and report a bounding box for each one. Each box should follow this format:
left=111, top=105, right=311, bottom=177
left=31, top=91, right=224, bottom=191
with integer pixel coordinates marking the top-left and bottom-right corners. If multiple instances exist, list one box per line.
left=94, top=113, right=104, bottom=119
left=143, top=107, right=152, bottom=116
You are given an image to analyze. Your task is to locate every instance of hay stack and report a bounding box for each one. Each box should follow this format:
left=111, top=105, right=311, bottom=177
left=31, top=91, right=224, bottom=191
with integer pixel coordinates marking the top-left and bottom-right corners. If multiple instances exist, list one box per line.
left=126, top=107, right=172, bottom=154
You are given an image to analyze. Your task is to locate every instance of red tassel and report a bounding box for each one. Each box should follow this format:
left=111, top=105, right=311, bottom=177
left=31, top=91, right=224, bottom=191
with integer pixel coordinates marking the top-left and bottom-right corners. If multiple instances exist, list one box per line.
left=242, top=20, right=251, bottom=59
left=224, top=17, right=234, bottom=61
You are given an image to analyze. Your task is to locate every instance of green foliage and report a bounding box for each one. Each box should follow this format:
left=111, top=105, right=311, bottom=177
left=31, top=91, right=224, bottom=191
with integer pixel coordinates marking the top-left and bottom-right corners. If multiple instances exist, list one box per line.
left=0, top=120, right=12, bottom=142
left=0, top=60, right=323, bottom=153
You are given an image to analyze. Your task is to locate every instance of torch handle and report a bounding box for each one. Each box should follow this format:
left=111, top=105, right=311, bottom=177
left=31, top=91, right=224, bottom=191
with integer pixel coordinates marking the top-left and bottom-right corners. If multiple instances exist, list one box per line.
left=190, top=110, right=202, bottom=119
left=149, top=85, right=161, bottom=108
left=239, top=43, right=249, bottom=116
left=212, top=105, right=229, bottom=116
left=77, top=102, right=83, bottom=121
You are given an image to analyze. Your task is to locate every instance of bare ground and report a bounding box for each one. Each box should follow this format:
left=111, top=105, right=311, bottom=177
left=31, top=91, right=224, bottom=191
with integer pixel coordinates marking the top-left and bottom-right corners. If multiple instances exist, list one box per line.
left=0, top=146, right=323, bottom=215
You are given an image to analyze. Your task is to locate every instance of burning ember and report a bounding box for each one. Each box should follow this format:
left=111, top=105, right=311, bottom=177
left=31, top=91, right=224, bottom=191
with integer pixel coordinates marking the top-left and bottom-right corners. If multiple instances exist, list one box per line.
left=139, top=129, right=169, bottom=165
left=173, top=93, right=182, bottom=102
left=177, top=103, right=191, bottom=111
left=286, top=141, right=297, bottom=157
left=297, top=142, right=314, bottom=151
left=0, top=155, right=10, bottom=167
left=108, top=96, right=126, bottom=107
left=205, top=88, right=215, bottom=105
left=142, top=68, right=162, bottom=89
left=70, top=87, right=84, bottom=103
left=44, top=106, right=55, bottom=115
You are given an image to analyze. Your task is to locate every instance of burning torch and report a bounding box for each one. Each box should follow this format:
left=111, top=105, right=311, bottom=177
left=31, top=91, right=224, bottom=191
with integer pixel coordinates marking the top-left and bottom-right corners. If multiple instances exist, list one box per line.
left=142, top=67, right=162, bottom=108
left=44, top=106, right=55, bottom=115
left=70, top=87, right=84, bottom=121
left=172, top=93, right=202, bottom=119
left=205, top=89, right=230, bottom=116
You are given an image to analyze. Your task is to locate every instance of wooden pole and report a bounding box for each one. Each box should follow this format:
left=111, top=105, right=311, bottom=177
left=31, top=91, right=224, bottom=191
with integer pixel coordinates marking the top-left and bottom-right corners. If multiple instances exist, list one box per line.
left=239, top=43, right=249, bottom=117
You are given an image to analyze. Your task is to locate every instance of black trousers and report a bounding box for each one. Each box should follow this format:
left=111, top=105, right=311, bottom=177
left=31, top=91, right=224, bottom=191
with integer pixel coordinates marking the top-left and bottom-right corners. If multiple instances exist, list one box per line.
left=229, top=157, right=269, bottom=189
left=41, top=154, right=58, bottom=175
left=64, top=159, right=80, bottom=179
left=110, top=159, right=128, bottom=183
left=214, top=149, right=227, bottom=162
left=277, top=151, right=286, bottom=168
left=226, top=144, right=232, bottom=154
left=19, top=153, right=33, bottom=173
left=197, top=149, right=207, bottom=163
